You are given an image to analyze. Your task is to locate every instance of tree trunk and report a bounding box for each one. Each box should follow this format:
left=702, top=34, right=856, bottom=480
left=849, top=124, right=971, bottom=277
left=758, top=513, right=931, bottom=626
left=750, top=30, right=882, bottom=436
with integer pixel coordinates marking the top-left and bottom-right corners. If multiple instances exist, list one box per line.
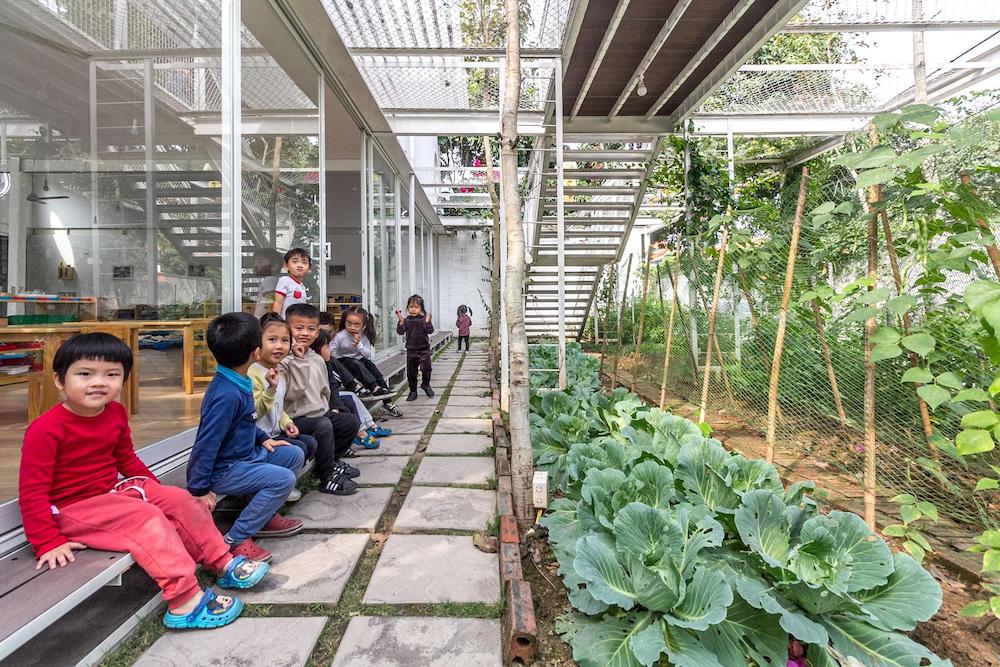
left=766, top=167, right=809, bottom=463
left=698, top=227, right=729, bottom=423
left=912, top=0, right=928, bottom=103
left=268, top=136, right=284, bottom=243
left=631, top=244, right=653, bottom=392
left=665, top=251, right=701, bottom=387
left=863, top=124, right=881, bottom=530
left=959, top=173, right=1000, bottom=278
left=501, top=0, right=531, bottom=526
left=483, top=136, right=502, bottom=369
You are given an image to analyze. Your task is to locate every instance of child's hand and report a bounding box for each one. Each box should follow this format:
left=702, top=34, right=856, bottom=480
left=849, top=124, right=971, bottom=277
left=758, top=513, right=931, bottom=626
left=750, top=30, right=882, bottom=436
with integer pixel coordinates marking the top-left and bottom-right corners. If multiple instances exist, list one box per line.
left=352, top=333, right=361, bottom=346
left=266, top=367, right=279, bottom=389
left=285, top=422, right=300, bottom=437
left=395, top=309, right=404, bottom=323
left=36, top=541, right=87, bottom=570
left=291, top=343, right=307, bottom=358
left=425, top=312, right=432, bottom=323
left=199, top=491, right=218, bottom=511
left=262, top=438, right=290, bottom=452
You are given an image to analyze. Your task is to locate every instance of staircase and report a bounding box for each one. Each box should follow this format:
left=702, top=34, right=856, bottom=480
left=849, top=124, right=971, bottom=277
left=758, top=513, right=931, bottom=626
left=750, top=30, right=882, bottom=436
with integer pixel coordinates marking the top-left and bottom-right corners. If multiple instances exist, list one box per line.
left=524, top=140, right=659, bottom=340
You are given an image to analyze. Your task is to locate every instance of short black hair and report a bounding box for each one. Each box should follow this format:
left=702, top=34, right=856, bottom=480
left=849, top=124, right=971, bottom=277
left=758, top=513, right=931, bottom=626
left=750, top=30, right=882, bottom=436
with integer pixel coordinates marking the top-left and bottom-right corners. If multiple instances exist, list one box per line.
left=207, top=312, right=261, bottom=369
left=53, top=333, right=133, bottom=383
left=259, top=312, right=290, bottom=334
left=310, top=328, right=331, bottom=354
left=318, top=311, right=334, bottom=326
left=283, top=247, right=311, bottom=266
left=285, top=303, right=320, bottom=323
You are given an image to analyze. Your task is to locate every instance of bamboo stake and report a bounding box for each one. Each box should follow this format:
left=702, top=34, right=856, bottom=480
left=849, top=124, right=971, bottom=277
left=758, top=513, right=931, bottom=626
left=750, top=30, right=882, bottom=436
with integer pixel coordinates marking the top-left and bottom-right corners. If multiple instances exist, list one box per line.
left=811, top=298, right=848, bottom=427
left=598, top=266, right=613, bottom=377
left=863, top=124, right=881, bottom=530
left=610, top=254, right=634, bottom=388
left=880, top=210, right=939, bottom=461
left=698, top=226, right=730, bottom=423
left=766, top=167, right=809, bottom=463
left=691, top=269, right=737, bottom=409
left=960, top=173, right=1000, bottom=279
left=665, top=250, right=701, bottom=387
left=631, top=246, right=653, bottom=392
left=738, top=264, right=786, bottom=423
left=659, top=249, right=679, bottom=409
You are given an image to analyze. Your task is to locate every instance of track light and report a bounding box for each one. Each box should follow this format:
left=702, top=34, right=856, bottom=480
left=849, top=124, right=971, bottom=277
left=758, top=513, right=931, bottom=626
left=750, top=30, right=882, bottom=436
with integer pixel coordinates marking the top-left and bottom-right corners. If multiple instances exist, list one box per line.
left=636, top=74, right=647, bottom=97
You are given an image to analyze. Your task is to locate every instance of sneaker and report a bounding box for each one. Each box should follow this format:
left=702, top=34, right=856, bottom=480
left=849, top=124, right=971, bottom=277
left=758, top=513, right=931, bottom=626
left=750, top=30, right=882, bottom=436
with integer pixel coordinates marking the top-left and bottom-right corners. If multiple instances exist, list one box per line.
left=421, top=384, right=435, bottom=398
left=319, top=473, right=358, bottom=495
left=355, top=383, right=371, bottom=396
left=256, top=513, right=303, bottom=538
left=287, top=488, right=302, bottom=502
left=333, top=460, right=361, bottom=478
left=383, top=401, right=403, bottom=417
left=369, top=387, right=395, bottom=400
left=230, top=538, right=272, bottom=563
left=342, top=447, right=359, bottom=458
left=407, top=390, right=418, bottom=401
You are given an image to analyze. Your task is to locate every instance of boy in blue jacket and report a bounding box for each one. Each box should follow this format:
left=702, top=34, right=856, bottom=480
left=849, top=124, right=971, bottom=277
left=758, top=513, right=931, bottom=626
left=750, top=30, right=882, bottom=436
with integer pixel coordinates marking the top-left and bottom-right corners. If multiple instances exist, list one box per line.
left=187, top=312, right=304, bottom=563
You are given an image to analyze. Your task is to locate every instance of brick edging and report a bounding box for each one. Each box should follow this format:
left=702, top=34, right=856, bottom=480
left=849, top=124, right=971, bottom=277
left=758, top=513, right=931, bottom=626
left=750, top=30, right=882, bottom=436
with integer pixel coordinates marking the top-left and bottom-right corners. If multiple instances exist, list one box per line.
left=490, top=352, right=538, bottom=666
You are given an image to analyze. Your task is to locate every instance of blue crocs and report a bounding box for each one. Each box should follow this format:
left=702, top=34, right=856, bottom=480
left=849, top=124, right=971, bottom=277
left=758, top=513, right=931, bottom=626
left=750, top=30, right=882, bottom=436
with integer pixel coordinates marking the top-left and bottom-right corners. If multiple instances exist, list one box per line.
left=216, top=555, right=269, bottom=590
left=353, top=434, right=381, bottom=449
left=163, top=589, right=243, bottom=629
left=367, top=424, right=392, bottom=437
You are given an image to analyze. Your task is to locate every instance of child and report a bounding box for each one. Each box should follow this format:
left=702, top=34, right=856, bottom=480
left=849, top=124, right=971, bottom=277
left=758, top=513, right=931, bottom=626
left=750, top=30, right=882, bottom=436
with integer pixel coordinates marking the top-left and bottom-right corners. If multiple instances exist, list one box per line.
left=281, top=303, right=362, bottom=495
left=456, top=305, right=472, bottom=352
left=272, top=248, right=312, bottom=318
left=395, top=294, right=434, bottom=401
left=253, top=249, right=283, bottom=318
left=248, top=313, right=320, bottom=502
left=311, top=329, right=390, bottom=450
left=319, top=311, right=371, bottom=397
left=333, top=306, right=403, bottom=417
left=188, top=313, right=305, bottom=564
left=19, top=333, right=269, bottom=630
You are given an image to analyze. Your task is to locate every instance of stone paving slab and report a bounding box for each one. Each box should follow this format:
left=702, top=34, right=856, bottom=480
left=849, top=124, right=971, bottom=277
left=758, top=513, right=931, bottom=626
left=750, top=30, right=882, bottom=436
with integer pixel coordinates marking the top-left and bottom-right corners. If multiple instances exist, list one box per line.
left=376, top=416, right=429, bottom=434
left=395, top=404, right=439, bottom=419
left=363, top=535, right=500, bottom=604
left=448, top=385, right=492, bottom=396
left=294, top=487, right=393, bottom=529
left=444, top=394, right=493, bottom=407
left=135, top=617, right=327, bottom=666
left=434, top=418, right=493, bottom=435
left=452, top=380, right=491, bottom=388
left=332, top=616, right=502, bottom=667
left=413, top=456, right=495, bottom=486
left=395, top=487, right=496, bottom=531
left=353, top=433, right=421, bottom=457
left=242, top=534, right=368, bottom=604
left=395, top=391, right=438, bottom=405
left=441, top=405, right=492, bottom=420
left=356, top=455, right=410, bottom=485
left=425, top=433, right=493, bottom=455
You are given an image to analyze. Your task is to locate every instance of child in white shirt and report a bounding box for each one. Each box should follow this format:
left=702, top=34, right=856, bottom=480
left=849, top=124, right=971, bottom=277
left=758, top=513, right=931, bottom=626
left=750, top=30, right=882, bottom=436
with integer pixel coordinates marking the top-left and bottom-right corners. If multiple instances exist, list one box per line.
left=272, top=248, right=311, bottom=318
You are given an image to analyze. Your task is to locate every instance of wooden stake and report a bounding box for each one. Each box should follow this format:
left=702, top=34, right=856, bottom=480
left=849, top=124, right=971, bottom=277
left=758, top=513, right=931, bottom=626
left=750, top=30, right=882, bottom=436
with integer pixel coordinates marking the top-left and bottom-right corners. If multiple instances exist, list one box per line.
left=610, top=254, right=634, bottom=388
left=960, top=173, right=1000, bottom=279
left=698, top=226, right=730, bottom=423
left=659, top=249, right=679, bottom=409
left=880, top=210, right=939, bottom=461
left=766, top=167, right=809, bottom=463
left=811, top=298, right=847, bottom=427
left=863, top=124, right=881, bottom=530
left=691, top=268, right=737, bottom=410
left=631, top=246, right=653, bottom=392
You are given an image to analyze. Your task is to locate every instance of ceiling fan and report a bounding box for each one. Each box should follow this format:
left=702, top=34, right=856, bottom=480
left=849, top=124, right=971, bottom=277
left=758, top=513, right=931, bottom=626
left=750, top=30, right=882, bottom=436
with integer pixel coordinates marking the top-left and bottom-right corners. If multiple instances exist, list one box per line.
left=26, top=176, right=68, bottom=205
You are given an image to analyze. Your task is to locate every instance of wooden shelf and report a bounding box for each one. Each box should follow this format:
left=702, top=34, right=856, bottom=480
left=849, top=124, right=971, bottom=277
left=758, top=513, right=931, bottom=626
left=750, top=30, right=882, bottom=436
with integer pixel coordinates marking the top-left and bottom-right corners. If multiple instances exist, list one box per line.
left=0, top=371, right=39, bottom=387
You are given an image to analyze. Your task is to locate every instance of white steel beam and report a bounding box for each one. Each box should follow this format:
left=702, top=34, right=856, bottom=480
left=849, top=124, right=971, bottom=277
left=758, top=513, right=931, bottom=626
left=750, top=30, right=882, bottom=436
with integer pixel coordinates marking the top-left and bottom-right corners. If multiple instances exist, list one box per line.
left=385, top=111, right=545, bottom=136
left=783, top=21, right=1000, bottom=33
left=570, top=0, right=632, bottom=120
left=556, top=60, right=567, bottom=388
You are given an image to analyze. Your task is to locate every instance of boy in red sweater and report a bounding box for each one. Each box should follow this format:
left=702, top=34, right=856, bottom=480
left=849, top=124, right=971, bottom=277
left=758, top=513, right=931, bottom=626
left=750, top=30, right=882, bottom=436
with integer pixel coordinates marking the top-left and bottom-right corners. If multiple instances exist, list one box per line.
left=18, top=333, right=269, bottom=630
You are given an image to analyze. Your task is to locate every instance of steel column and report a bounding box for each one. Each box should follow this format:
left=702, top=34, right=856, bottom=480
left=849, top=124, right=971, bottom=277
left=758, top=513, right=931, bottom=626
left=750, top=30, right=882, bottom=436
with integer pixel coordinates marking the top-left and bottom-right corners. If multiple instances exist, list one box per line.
left=409, top=173, right=416, bottom=296
left=221, top=0, right=242, bottom=312
left=555, top=60, right=567, bottom=388
left=318, top=73, right=328, bottom=310
left=89, top=61, right=100, bottom=305
left=143, top=58, right=158, bottom=310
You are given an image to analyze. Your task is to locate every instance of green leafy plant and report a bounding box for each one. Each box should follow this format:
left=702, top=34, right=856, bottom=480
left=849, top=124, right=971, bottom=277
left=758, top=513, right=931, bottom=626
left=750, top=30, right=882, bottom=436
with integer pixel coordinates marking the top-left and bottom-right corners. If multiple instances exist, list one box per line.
left=883, top=494, right=938, bottom=563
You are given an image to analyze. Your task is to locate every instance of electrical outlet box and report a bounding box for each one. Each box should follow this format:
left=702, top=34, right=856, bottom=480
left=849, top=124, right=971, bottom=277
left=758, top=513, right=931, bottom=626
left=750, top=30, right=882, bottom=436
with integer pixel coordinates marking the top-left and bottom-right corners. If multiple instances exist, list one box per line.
left=532, top=470, right=549, bottom=509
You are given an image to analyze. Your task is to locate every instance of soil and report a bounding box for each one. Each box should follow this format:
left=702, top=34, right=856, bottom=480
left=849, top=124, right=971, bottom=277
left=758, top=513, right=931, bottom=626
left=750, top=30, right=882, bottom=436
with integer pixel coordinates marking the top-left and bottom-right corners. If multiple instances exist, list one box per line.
left=521, top=533, right=575, bottom=667
left=911, top=568, right=1000, bottom=666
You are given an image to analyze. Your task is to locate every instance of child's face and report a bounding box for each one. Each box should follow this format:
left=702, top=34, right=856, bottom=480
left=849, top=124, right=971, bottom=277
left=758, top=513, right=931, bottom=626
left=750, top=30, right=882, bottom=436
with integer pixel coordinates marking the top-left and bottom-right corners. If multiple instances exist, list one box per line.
left=253, top=255, right=272, bottom=277
left=407, top=303, right=422, bottom=317
left=56, top=358, right=125, bottom=416
left=284, top=254, right=311, bottom=280
left=260, top=324, right=290, bottom=366
left=287, top=314, right=319, bottom=347
left=345, top=313, right=365, bottom=335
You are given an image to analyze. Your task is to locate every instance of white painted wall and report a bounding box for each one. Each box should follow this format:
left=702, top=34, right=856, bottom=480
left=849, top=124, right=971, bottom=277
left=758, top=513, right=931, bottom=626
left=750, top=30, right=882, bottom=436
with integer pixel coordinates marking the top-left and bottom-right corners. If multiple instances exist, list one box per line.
left=435, top=229, right=490, bottom=337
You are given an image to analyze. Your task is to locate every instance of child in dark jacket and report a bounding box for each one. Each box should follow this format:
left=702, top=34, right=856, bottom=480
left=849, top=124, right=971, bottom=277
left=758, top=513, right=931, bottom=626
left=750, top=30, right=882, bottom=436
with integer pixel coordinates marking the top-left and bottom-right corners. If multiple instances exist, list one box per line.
left=187, top=313, right=304, bottom=564
left=395, top=293, right=434, bottom=401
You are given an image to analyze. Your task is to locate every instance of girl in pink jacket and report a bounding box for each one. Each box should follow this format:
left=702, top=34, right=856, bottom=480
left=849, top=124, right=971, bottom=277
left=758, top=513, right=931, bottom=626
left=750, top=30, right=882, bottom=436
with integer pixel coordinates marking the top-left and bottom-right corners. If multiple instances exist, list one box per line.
left=456, top=305, right=472, bottom=352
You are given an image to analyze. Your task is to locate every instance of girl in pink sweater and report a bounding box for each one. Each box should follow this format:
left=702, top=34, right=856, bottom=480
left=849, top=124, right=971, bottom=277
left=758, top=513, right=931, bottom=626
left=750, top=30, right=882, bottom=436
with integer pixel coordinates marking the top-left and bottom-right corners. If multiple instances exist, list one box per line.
left=456, top=305, right=472, bottom=352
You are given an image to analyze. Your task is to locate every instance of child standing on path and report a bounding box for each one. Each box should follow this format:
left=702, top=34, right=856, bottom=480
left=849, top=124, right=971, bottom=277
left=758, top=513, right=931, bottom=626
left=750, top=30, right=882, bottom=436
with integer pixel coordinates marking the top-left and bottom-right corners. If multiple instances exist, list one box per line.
left=272, top=248, right=312, bottom=318
left=248, top=314, right=319, bottom=502
left=19, top=333, right=269, bottom=630
left=456, top=304, right=472, bottom=352
left=396, top=294, right=434, bottom=401
left=188, top=313, right=305, bottom=564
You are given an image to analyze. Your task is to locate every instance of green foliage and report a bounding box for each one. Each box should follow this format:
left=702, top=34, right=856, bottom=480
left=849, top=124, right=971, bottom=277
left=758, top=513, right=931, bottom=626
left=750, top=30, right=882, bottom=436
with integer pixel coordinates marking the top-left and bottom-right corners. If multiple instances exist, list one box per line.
left=528, top=341, right=600, bottom=391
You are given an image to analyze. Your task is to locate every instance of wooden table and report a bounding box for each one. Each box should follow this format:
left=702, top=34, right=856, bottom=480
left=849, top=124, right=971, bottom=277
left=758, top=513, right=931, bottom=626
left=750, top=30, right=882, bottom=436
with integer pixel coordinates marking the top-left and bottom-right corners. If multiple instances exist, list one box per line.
left=0, top=326, right=82, bottom=420
left=72, top=321, right=195, bottom=413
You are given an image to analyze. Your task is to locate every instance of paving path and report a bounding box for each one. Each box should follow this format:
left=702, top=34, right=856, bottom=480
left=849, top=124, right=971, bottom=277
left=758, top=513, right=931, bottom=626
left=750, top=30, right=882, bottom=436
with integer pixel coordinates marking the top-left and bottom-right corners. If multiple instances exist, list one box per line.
left=134, top=344, right=502, bottom=666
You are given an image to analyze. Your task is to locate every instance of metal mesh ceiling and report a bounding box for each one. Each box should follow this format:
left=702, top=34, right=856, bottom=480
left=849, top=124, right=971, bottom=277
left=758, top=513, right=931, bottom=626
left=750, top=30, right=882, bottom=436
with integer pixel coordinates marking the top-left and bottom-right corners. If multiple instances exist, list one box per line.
left=789, top=0, right=1000, bottom=26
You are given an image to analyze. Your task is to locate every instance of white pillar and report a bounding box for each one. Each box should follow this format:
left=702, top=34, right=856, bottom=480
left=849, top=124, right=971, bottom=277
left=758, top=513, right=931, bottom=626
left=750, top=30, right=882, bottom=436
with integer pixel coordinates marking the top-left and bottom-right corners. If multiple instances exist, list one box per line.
left=221, top=0, right=241, bottom=312
left=144, top=58, right=158, bottom=310
left=555, top=58, right=566, bottom=389
left=318, top=74, right=328, bottom=311
left=408, top=174, right=416, bottom=296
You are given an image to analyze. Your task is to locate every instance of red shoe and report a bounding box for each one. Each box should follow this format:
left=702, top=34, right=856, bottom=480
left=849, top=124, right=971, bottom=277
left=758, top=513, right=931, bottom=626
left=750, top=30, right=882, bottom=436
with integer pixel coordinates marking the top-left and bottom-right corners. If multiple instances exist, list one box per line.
left=230, top=538, right=272, bottom=563
left=256, top=513, right=303, bottom=537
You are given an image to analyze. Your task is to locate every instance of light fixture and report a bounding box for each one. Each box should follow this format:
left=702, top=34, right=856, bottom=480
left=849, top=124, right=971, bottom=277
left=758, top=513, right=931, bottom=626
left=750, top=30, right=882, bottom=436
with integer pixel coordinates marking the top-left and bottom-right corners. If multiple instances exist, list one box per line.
left=636, top=74, right=647, bottom=97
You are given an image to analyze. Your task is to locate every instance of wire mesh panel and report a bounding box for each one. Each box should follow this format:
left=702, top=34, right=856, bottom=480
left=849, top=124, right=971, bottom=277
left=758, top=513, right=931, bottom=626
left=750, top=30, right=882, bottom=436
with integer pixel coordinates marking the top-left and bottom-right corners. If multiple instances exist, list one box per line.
left=790, top=0, right=1000, bottom=26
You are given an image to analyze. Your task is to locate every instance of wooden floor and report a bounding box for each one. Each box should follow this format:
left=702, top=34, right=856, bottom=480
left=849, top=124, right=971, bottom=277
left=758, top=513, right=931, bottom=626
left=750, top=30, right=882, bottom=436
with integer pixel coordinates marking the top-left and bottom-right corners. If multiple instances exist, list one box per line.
left=0, top=349, right=206, bottom=500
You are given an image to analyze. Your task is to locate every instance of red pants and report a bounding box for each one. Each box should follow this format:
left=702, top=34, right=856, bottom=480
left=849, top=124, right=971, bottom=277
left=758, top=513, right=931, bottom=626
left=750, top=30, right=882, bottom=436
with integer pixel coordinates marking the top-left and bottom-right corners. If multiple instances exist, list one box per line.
left=54, top=477, right=231, bottom=607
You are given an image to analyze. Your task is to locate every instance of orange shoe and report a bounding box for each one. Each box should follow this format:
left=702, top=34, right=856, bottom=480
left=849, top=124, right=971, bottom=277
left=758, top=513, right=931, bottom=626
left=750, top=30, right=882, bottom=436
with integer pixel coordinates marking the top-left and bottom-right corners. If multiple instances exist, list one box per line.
left=256, top=513, right=303, bottom=537
left=230, top=538, right=272, bottom=563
